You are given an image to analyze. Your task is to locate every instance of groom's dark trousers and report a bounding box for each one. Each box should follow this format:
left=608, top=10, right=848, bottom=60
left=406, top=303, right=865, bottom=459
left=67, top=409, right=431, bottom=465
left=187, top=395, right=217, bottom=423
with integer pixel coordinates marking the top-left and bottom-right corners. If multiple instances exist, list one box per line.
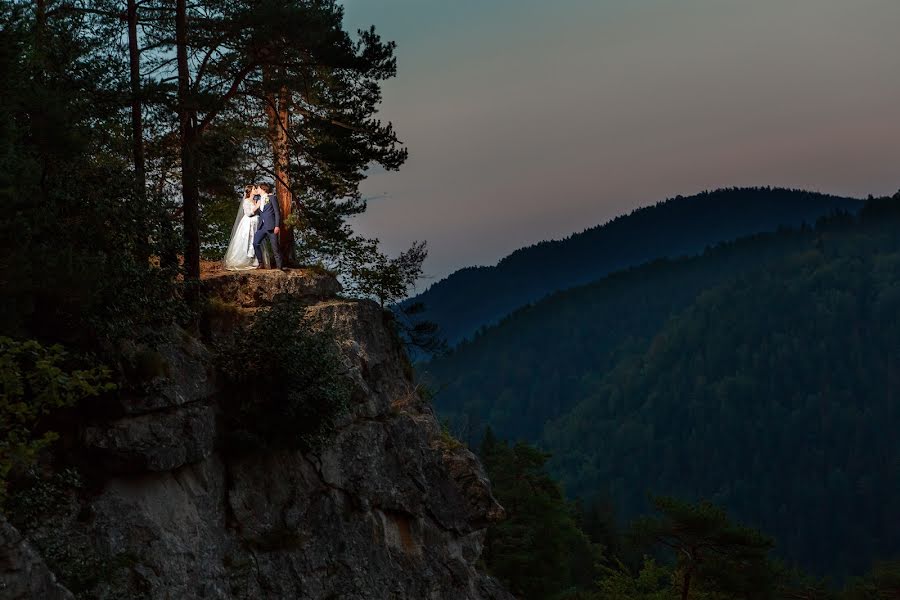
left=253, top=193, right=284, bottom=268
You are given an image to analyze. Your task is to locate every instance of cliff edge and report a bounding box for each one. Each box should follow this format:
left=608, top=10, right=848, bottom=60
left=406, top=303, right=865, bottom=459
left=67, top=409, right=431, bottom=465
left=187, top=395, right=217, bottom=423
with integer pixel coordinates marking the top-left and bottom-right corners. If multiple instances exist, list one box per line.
left=1, top=269, right=513, bottom=600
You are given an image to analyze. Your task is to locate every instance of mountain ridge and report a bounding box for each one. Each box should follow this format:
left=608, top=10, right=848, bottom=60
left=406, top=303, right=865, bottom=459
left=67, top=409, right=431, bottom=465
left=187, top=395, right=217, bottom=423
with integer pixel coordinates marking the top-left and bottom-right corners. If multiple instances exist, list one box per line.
left=407, top=187, right=861, bottom=346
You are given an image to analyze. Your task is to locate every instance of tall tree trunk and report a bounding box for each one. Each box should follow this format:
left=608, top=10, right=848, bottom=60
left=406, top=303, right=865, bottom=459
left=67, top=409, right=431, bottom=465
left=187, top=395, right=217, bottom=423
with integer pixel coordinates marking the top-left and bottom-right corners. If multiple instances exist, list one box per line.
left=275, top=85, right=294, bottom=263
left=33, top=0, right=49, bottom=194
left=126, top=0, right=151, bottom=263
left=264, top=67, right=295, bottom=265
left=176, top=0, right=200, bottom=305
left=126, top=0, right=145, bottom=196
left=33, top=0, right=46, bottom=49
left=33, top=0, right=46, bottom=48
left=681, top=565, right=693, bottom=600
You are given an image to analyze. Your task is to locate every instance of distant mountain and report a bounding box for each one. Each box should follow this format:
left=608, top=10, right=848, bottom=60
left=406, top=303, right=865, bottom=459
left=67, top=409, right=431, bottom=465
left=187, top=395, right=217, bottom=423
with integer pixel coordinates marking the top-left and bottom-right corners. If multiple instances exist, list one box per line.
left=406, top=187, right=861, bottom=346
left=421, top=193, right=900, bottom=578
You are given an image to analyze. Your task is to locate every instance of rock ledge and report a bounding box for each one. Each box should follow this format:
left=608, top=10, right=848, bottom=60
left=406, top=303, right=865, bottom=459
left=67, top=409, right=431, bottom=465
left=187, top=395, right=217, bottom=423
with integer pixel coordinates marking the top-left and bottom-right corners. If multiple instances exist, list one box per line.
left=201, top=266, right=342, bottom=307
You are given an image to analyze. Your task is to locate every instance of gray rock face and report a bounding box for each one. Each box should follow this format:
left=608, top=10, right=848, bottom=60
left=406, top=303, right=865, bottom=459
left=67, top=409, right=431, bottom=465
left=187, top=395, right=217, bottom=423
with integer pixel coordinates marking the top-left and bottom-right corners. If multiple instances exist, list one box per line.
left=82, top=403, right=216, bottom=473
left=115, top=326, right=217, bottom=415
left=0, top=518, right=74, bottom=600
left=10, top=271, right=514, bottom=600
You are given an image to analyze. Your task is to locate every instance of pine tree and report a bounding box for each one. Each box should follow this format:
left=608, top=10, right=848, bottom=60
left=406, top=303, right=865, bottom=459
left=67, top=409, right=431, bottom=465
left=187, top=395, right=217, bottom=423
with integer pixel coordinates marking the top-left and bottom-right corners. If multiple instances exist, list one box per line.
left=161, top=0, right=407, bottom=286
left=0, top=0, right=180, bottom=344
left=843, top=561, right=900, bottom=600
left=631, top=497, right=776, bottom=600
left=478, top=432, right=600, bottom=599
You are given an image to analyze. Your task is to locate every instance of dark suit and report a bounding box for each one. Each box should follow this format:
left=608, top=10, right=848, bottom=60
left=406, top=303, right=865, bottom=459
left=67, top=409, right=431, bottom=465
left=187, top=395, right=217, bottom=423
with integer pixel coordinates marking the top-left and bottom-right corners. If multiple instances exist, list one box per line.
left=252, top=193, right=283, bottom=268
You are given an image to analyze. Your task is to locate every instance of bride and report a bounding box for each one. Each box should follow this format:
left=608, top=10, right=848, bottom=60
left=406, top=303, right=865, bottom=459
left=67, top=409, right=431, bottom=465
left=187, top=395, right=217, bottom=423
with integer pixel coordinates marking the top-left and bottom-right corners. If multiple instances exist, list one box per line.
left=223, top=185, right=268, bottom=270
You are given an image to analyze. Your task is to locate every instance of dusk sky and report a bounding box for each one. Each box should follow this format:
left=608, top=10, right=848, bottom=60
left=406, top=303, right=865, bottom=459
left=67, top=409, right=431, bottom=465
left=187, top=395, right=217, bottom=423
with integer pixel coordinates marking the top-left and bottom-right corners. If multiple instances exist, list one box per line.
left=341, top=0, right=900, bottom=286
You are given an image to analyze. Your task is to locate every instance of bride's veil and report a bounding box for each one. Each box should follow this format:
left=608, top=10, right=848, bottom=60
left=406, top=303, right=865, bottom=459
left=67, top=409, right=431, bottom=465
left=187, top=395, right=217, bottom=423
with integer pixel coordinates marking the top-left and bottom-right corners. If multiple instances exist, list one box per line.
left=223, top=194, right=250, bottom=269
left=227, top=195, right=245, bottom=247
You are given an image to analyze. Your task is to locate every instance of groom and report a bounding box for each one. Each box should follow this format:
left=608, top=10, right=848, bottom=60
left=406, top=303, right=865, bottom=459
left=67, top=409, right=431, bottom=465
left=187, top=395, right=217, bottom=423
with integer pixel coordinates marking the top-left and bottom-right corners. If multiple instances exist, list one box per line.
left=252, top=182, right=285, bottom=271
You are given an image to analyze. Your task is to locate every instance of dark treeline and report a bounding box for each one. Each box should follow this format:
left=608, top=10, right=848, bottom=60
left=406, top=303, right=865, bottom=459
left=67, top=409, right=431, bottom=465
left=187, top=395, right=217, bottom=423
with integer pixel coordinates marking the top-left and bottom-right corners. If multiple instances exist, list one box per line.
left=479, top=430, right=900, bottom=600
left=406, top=188, right=860, bottom=347
left=424, top=194, right=900, bottom=579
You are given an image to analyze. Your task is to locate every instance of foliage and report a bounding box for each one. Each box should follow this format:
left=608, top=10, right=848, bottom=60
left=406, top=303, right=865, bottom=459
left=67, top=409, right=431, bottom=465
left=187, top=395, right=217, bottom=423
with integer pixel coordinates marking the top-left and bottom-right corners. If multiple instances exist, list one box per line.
left=173, top=0, right=408, bottom=201
left=0, top=1, right=184, bottom=347
left=341, top=239, right=428, bottom=308
left=304, top=232, right=444, bottom=355
left=630, top=497, right=776, bottom=600
left=426, top=226, right=817, bottom=442
left=842, top=560, right=900, bottom=600
left=214, top=300, right=352, bottom=454
left=596, top=557, right=676, bottom=600
left=437, top=418, right=464, bottom=450
left=480, top=436, right=900, bottom=600
left=0, top=338, right=113, bottom=506
left=4, top=467, right=83, bottom=530
left=775, top=569, right=837, bottom=600
left=39, top=533, right=139, bottom=599
left=478, top=429, right=601, bottom=599
left=134, top=0, right=410, bottom=280
left=395, top=301, right=449, bottom=357
left=426, top=193, right=900, bottom=577
left=1, top=0, right=419, bottom=337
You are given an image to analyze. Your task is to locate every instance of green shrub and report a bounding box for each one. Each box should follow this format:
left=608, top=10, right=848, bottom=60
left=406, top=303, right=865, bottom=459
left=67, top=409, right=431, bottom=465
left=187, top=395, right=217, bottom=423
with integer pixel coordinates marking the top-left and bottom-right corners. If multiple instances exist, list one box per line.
left=214, top=300, right=352, bottom=454
left=0, top=338, right=114, bottom=506
left=39, top=534, right=139, bottom=599
left=438, top=418, right=464, bottom=451
left=5, top=467, right=83, bottom=530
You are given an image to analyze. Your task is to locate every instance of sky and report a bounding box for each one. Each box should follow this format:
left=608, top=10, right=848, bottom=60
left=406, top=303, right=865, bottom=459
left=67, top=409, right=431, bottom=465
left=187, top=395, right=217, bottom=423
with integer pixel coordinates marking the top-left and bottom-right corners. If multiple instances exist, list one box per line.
left=340, top=0, right=900, bottom=286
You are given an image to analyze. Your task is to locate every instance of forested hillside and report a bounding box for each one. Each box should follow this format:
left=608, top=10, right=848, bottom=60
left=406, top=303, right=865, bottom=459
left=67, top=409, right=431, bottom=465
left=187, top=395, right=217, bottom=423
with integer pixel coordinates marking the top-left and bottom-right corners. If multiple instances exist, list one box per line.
left=407, top=188, right=860, bottom=346
left=425, top=229, right=818, bottom=442
left=422, top=194, right=900, bottom=578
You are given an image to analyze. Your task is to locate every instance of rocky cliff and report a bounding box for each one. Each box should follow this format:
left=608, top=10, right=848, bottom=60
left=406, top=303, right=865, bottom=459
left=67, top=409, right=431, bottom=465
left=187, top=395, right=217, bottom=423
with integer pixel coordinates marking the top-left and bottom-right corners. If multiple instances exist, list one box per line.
left=1, top=269, right=514, bottom=600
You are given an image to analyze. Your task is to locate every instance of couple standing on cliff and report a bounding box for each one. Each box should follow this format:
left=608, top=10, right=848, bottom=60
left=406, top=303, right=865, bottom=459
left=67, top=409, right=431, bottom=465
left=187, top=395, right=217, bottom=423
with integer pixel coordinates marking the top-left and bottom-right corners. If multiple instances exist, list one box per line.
left=223, top=182, right=287, bottom=271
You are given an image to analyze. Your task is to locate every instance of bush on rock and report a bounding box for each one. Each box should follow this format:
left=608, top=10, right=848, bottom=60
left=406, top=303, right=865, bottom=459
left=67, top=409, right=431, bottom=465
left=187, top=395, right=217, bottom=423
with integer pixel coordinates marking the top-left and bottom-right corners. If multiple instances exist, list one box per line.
left=215, top=300, right=352, bottom=454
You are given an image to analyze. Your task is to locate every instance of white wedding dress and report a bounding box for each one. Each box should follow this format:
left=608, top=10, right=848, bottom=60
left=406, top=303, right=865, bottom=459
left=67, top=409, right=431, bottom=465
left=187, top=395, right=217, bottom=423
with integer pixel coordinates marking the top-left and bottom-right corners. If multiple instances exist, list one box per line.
left=223, top=197, right=263, bottom=270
